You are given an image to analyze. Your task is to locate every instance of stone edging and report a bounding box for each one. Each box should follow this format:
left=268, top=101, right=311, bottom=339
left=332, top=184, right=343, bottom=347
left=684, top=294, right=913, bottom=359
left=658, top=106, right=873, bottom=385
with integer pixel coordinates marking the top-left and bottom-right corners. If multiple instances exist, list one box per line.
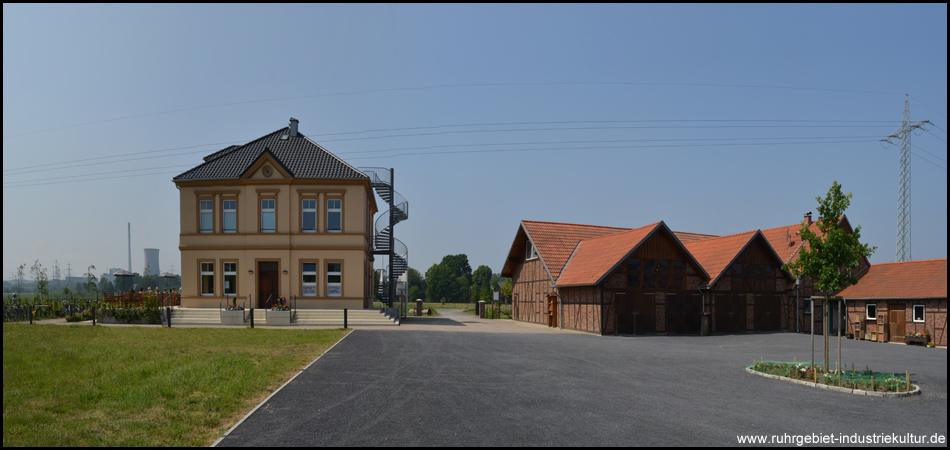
left=745, top=366, right=921, bottom=398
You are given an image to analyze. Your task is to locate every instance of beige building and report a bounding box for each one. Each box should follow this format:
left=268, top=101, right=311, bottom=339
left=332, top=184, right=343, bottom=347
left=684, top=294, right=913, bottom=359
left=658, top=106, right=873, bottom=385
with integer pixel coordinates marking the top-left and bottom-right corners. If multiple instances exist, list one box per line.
left=173, top=118, right=378, bottom=309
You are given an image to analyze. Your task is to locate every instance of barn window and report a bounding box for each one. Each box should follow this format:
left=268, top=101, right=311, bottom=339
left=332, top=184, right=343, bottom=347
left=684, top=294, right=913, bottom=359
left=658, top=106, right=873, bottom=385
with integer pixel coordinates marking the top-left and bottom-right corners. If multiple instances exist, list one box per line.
left=913, top=305, right=925, bottom=323
left=526, top=242, right=538, bottom=260
left=866, top=304, right=876, bottom=320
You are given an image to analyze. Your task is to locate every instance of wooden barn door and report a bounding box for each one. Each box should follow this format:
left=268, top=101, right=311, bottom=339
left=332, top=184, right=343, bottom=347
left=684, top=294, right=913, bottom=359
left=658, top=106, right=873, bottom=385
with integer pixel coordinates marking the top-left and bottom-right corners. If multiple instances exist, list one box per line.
left=716, top=294, right=747, bottom=333
left=889, top=309, right=906, bottom=343
left=615, top=292, right=635, bottom=335
left=754, top=294, right=780, bottom=332
left=635, top=293, right=656, bottom=335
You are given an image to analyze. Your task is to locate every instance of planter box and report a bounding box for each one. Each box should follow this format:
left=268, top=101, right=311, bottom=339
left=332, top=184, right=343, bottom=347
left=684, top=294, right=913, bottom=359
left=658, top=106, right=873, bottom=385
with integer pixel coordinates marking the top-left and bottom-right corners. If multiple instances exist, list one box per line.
left=220, top=310, right=246, bottom=325
left=905, top=335, right=928, bottom=346
left=266, top=310, right=292, bottom=326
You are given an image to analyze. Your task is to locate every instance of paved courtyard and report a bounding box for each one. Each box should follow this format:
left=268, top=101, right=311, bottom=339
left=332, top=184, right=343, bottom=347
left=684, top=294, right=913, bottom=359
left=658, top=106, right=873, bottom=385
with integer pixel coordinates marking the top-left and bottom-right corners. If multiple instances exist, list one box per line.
left=216, top=310, right=947, bottom=446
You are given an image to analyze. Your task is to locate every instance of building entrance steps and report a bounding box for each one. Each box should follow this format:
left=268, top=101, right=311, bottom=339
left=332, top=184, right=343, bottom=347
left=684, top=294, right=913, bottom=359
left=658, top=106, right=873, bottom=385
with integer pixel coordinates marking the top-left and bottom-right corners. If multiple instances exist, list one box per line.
left=167, top=308, right=398, bottom=327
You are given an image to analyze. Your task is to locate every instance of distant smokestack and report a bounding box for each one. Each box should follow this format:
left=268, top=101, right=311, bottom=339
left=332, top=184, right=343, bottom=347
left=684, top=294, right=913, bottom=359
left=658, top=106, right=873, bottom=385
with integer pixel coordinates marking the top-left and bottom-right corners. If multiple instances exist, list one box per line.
left=128, top=223, right=132, bottom=272
left=289, top=118, right=299, bottom=137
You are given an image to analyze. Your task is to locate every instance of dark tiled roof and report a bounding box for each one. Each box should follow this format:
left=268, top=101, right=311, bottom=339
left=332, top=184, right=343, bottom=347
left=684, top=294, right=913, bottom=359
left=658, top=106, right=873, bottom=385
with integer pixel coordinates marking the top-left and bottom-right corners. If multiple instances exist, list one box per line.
left=173, top=126, right=366, bottom=182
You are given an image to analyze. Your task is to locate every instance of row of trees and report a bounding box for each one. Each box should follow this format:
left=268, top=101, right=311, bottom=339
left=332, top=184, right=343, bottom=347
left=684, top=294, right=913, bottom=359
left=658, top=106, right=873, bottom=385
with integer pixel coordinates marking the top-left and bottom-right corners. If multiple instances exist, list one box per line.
left=4, top=261, right=181, bottom=300
left=401, top=254, right=511, bottom=304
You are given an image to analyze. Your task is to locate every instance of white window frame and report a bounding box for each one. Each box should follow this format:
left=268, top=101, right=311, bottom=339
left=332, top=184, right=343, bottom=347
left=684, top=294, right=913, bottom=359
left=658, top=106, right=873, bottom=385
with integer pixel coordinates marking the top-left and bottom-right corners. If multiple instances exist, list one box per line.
left=302, top=262, right=317, bottom=297
left=223, top=200, right=237, bottom=233
left=200, top=200, right=213, bottom=233
left=327, top=199, right=342, bottom=233
left=302, top=199, right=317, bottom=233
left=200, top=262, right=215, bottom=296
left=866, top=303, right=877, bottom=320
left=223, top=262, right=237, bottom=296
left=803, top=298, right=811, bottom=315
left=327, top=262, right=342, bottom=297
left=261, top=199, right=276, bottom=233
left=526, top=241, right=538, bottom=260
left=913, top=304, right=925, bottom=323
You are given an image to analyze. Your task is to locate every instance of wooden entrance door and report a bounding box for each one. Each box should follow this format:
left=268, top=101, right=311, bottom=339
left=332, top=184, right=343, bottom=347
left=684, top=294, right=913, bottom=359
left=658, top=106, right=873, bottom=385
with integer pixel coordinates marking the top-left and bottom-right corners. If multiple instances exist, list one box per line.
left=258, top=262, right=279, bottom=309
left=666, top=293, right=702, bottom=334
left=754, top=294, right=780, bottom=331
left=716, top=294, right=747, bottom=333
left=615, top=292, right=634, bottom=334
left=634, top=293, right=655, bottom=335
left=547, top=295, right=559, bottom=327
left=889, top=309, right=906, bottom=343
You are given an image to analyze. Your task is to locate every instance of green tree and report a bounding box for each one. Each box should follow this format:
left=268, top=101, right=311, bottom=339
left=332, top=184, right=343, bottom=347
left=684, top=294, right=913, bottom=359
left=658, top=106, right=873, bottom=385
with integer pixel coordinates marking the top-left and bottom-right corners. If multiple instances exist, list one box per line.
left=14, top=263, right=26, bottom=295
left=406, top=268, right=426, bottom=301
left=472, top=265, right=493, bottom=293
left=425, top=255, right=473, bottom=303
left=783, top=181, right=876, bottom=376
left=99, top=276, right=115, bottom=294
left=84, top=265, right=99, bottom=299
left=500, top=278, right=513, bottom=301
left=30, top=260, right=49, bottom=302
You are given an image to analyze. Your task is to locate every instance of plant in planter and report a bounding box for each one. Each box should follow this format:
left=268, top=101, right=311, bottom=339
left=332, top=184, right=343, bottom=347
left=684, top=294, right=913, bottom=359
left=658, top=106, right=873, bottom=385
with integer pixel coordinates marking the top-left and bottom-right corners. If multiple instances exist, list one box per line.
left=226, top=296, right=243, bottom=311
left=905, top=332, right=928, bottom=346
left=265, top=297, right=292, bottom=325
left=271, top=296, right=289, bottom=311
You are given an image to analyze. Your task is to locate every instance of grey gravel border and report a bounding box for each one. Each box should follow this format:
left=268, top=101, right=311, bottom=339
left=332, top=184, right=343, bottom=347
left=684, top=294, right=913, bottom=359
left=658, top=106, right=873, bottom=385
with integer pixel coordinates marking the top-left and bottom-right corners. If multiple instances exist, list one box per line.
left=745, top=366, right=921, bottom=398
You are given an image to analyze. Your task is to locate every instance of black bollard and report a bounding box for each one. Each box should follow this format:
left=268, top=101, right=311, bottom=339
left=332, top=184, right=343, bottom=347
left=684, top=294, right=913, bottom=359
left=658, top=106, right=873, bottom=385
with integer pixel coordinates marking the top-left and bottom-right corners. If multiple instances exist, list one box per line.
left=344, top=308, right=348, bottom=329
left=250, top=308, right=254, bottom=328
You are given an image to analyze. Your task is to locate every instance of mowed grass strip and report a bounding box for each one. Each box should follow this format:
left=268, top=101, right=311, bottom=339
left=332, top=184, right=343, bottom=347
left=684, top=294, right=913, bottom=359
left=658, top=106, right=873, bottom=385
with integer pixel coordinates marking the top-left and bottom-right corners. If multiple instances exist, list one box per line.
left=2, top=324, right=349, bottom=446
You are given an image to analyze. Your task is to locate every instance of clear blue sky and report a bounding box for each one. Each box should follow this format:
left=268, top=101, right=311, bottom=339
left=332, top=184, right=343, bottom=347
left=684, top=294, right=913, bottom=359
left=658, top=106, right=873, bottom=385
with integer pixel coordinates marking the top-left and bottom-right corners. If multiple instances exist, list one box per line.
left=3, top=4, right=947, bottom=281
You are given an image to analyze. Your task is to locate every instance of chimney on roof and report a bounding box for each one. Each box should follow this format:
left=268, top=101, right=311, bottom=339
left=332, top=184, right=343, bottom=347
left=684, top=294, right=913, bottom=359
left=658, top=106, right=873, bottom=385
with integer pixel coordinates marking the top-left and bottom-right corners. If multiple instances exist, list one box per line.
left=289, top=118, right=299, bottom=137
left=804, top=212, right=812, bottom=225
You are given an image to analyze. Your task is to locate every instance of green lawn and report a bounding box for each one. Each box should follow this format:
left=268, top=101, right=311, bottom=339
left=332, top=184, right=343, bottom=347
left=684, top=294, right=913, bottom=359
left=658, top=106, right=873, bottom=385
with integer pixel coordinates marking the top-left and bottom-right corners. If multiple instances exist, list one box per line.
left=2, top=323, right=349, bottom=446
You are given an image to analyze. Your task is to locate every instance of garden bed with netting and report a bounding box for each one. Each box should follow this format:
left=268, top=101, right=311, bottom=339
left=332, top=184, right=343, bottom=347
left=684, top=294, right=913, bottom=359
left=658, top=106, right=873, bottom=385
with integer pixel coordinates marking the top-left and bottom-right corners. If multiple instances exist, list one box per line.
left=747, top=360, right=919, bottom=397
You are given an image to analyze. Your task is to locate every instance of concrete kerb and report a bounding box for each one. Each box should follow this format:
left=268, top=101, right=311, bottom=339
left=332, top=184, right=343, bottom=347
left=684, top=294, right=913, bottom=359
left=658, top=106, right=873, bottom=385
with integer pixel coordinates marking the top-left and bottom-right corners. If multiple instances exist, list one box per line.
left=744, top=366, right=921, bottom=398
left=210, top=329, right=354, bottom=447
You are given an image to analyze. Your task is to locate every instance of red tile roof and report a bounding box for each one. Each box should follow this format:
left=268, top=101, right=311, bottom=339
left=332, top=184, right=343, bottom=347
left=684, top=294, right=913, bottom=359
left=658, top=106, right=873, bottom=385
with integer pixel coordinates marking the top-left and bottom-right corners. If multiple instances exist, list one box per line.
left=759, top=215, right=849, bottom=265
left=684, top=230, right=759, bottom=285
left=673, top=231, right=720, bottom=243
left=554, top=222, right=662, bottom=287
left=521, top=220, right=629, bottom=280
left=838, top=259, right=947, bottom=299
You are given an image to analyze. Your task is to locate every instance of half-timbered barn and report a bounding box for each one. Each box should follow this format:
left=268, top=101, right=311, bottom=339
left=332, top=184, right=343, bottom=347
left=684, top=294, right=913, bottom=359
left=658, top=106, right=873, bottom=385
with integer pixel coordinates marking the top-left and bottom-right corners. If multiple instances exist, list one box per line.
left=501, top=213, right=881, bottom=337
left=501, top=220, right=630, bottom=327
left=684, top=230, right=796, bottom=333
left=553, top=222, right=709, bottom=335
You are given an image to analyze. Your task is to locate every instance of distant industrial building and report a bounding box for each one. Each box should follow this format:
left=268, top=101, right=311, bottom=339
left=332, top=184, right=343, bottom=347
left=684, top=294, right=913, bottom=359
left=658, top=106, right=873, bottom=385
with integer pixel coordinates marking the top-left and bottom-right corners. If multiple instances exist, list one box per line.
left=144, top=248, right=160, bottom=276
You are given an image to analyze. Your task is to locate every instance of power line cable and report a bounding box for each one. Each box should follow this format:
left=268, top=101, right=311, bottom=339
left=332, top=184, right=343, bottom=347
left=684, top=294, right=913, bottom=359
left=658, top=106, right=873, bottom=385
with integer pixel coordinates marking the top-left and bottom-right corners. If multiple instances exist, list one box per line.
left=909, top=95, right=948, bottom=121
left=2, top=134, right=887, bottom=179
left=2, top=141, right=244, bottom=174
left=3, top=122, right=897, bottom=175
left=3, top=139, right=889, bottom=189
left=911, top=144, right=947, bottom=165
left=2, top=82, right=906, bottom=139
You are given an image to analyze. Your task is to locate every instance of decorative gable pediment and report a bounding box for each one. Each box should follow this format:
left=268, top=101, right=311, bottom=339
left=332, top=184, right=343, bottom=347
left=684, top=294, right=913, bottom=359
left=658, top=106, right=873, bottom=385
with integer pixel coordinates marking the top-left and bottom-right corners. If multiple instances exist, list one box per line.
left=241, top=149, right=293, bottom=180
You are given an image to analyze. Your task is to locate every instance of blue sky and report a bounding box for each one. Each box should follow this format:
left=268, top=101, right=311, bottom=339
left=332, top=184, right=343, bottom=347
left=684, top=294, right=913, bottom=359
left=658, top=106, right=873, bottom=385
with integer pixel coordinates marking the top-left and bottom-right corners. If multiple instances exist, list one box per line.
left=3, top=4, right=947, bottom=281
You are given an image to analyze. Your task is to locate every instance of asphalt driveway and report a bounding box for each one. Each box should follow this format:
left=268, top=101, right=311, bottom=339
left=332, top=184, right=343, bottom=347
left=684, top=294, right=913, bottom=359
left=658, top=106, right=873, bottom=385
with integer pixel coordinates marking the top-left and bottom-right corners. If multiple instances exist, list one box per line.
left=216, top=310, right=947, bottom=446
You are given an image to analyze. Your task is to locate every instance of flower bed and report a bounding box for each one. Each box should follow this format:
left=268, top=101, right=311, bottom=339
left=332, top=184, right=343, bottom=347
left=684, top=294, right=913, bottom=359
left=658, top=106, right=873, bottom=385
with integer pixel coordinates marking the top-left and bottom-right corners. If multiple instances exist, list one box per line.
left=749, top=360, right=915, bottom=394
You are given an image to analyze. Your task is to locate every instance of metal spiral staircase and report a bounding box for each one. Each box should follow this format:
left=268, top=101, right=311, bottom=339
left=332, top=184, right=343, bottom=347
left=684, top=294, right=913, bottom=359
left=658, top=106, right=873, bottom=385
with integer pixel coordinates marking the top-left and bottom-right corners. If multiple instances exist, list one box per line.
left=358, top=167, right=408, bottom=307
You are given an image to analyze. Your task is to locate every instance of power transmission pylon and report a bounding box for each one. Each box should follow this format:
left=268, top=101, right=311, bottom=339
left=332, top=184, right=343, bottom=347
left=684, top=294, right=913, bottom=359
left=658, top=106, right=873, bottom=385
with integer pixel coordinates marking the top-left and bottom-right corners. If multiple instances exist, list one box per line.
left=882, top=95, right=930, bottom=262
